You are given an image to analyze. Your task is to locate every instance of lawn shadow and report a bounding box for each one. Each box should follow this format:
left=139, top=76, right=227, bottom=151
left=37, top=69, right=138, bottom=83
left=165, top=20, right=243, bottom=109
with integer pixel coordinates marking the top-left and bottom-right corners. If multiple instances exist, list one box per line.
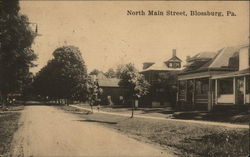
left=140, top=108, right=175, bottom=115
left=76, top=119, right=118, bottom=125
left=75, top=117, right=130, bottom=125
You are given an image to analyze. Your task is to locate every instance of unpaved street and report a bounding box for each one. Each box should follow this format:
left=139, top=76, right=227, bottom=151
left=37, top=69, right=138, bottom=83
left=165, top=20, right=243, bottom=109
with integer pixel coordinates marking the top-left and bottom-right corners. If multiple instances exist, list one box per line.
left=10, top=105, right=173, bottom=157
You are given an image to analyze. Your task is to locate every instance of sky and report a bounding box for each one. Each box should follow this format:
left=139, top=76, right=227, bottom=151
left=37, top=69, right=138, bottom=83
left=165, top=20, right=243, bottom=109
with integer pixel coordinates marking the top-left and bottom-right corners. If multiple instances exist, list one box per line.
left=20, top=1, right=249, bottom=74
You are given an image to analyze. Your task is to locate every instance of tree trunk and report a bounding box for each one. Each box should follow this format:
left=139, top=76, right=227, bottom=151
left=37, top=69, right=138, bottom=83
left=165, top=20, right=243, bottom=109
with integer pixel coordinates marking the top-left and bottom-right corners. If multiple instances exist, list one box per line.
left=131, top=99, right=134, bottom=118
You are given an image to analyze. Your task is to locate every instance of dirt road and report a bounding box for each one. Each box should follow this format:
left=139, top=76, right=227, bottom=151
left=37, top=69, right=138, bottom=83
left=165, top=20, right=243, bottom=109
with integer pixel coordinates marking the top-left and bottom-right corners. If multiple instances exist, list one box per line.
left=10, top=105, right=174, bottom=157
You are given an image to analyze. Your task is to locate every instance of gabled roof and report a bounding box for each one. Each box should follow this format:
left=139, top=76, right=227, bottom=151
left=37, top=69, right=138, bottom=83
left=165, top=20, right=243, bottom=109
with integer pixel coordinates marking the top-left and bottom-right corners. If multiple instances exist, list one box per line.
left=141, top=51, right=183, bottom=72
left=181, top=46, right=240, bottom=74
left=166, top=56, right=182, bottom=62
left=208, top=46, right=239, bottom=69
left=141, top=61, right=183, bottom=72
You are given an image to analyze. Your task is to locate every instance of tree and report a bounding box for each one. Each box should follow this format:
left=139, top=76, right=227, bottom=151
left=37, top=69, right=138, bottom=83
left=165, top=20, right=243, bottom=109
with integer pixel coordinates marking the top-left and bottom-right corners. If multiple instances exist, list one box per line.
left=89, top=69, right=102, bottom=76
left=0, top=0, right=37, bottom=107
left=118, top=63, right=150, bottom=118
left=33, top=46, right=88, bottom=104
left=105, top=68, right=116, bottom=78
left=85, top=76, right=102, bottom=113
left=115, top=64, right=126, bottom=79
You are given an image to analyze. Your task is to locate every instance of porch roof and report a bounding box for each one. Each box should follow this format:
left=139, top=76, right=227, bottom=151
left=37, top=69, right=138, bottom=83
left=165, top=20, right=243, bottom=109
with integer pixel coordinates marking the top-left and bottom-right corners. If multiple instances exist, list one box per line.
left=178, top=71, right=229, bottom=80
left=211, top=68, right=250, bottom=79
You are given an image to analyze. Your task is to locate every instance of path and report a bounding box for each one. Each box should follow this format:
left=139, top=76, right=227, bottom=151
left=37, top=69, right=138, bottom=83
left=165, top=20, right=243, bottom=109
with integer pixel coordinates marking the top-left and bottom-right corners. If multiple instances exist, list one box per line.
left=71, top=105, right=249, bottom=129
left=10, top=105, right=173, bottom=157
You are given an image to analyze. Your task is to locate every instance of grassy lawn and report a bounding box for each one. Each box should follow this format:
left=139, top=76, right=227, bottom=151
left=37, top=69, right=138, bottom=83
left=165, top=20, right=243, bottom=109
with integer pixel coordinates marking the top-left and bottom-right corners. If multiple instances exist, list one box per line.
left=74, top=103, right=250, bottom=124
left=0, top=106, right=23, bottom=156
left=58, top=105, right=249, bottom=157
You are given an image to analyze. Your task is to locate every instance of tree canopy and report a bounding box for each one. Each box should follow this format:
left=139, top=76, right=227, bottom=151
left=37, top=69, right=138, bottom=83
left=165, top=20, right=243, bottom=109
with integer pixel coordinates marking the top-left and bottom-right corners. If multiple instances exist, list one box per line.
left=0, top=0, right=37, bottom=103
left=33, top=46, right=88, bottom=102
left=118, top=63, right=150, bottom=98
left=104, top=68, right=116, bottom=78
left=89, top=69, right=102, bottom=76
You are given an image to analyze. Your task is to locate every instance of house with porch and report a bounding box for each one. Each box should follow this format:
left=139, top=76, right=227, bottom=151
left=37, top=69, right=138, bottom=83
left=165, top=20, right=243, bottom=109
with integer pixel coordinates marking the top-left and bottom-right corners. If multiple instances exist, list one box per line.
left=140, top=49, right=182, bottom=107
left=177, top=44, right=249, bottom=111
left=211, top=44, right=249, bottom=106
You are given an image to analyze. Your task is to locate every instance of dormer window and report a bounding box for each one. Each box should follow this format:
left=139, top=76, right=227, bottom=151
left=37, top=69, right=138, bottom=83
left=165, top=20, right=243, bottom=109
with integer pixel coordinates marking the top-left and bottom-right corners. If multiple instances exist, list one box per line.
left=168, top=62, right=181, bottom=68
left=168, top=63, right=173, bottom=68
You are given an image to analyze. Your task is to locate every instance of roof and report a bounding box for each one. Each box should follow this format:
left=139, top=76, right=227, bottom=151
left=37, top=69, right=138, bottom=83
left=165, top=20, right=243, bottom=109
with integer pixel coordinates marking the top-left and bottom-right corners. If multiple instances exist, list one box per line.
left=208, top=46, right=240, bottom=69
left=181, top=46, right=241, bottom=74
left=141, top=61, right=183, bottom=72
left=97, top=78, right=121, bottom=87
left=167, top=56, right=182, bottom=62
left=211, top=68, right=250, bottom=79
left=187, top=51, right=217, bottom=62
left=141, top=53, right=183, bottom=72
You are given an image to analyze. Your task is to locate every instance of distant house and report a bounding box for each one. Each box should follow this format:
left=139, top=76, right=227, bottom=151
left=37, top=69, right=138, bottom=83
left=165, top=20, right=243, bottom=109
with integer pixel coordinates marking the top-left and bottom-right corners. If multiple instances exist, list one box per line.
left=90, top=73, right=129, bottom=106
left=177, top=44, right=250, bottom=111
left=140, top=49, right=182, bottom=107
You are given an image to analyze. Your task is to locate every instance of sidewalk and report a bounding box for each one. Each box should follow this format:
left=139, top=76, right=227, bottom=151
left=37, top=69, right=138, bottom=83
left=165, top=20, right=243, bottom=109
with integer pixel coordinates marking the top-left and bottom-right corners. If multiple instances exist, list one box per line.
left=70, top=105, right=249, bottom=129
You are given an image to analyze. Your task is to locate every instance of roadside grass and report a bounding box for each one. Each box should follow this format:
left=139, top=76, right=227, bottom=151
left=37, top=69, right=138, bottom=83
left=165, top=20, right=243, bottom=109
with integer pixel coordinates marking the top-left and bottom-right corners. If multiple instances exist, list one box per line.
left=73, top=103, right=250, bottom=124
left=58, top=105, right=249, bottom=157
left=0, top=106, right=22, bottom=156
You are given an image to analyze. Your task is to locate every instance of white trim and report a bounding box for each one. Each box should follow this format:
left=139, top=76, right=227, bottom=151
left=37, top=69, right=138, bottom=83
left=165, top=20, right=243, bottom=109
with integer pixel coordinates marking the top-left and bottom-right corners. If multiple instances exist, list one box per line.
left=178, top=75, right=210, bottom=80
left=244, top=76, right=246, bottom=104
left=215, top=79, right=218, bottom=104
left=212, top=73, right=250, bottom=79
left=233, top=77, right=236, bottom=104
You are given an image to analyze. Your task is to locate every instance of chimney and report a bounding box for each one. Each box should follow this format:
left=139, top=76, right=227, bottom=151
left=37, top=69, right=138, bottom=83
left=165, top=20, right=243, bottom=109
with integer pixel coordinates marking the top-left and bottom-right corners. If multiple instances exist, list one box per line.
left=186, top=56, right=190, bottom=61
left=172, top=49, right=176, bottom=57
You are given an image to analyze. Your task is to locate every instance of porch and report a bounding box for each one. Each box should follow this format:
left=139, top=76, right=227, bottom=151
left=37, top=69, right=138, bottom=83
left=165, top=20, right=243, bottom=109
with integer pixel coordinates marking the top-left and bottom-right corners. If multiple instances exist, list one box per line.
left=177, top=77, right=214, bottom=111
left=177, top=71, right=250, bottom=111
left=212, top=72, right=250, bottom=105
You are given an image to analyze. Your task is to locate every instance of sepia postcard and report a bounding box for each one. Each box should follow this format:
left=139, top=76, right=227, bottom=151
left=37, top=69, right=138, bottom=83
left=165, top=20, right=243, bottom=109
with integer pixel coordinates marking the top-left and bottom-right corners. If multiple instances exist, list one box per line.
left=0, top=0, right=249, bottom=157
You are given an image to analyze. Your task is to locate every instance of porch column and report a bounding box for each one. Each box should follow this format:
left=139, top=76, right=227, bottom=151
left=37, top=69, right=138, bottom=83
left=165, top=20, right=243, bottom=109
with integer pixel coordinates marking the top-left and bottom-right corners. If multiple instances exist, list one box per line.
left=233, top=77, right=236, bottom=104
left=192, top=79, right=196, bottom=107
left=185, top=80, right=188, bottom=102
left=208, top=79, right=213, bottom=111
left=215, top=79, right=218, bottom=104
left=176, top=81, right=179, bottom=110
left=243, top=76, right=246, bottom=104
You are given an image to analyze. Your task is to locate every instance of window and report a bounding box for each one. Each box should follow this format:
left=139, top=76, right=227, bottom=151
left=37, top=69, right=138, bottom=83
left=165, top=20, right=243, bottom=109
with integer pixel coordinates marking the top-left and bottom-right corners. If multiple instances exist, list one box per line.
left=176, top=63, right=180, bottom=68
left=219, top=78, right=233, bottom=94
left=168, top=63, right=173, bottom=68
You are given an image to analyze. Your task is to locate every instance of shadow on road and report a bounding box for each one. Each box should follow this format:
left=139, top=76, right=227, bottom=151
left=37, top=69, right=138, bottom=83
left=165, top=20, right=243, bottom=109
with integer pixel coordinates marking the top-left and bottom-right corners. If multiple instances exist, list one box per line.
left=76, top=119, right=118, bottom=125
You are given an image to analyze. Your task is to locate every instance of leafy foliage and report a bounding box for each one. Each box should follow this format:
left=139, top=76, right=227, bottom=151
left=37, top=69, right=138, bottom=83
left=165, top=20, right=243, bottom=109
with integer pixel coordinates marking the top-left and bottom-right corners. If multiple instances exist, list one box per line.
left=0, top=0, right=37, bottom=102
left=118, top=63, right=150, bottom=98
left=89, top=69, right=102, bottom=76
left=33, top=46, right=88, bottom=102
left=104, top=68, right=116, bottom=78
left=85, top=76, right=102, bottom=105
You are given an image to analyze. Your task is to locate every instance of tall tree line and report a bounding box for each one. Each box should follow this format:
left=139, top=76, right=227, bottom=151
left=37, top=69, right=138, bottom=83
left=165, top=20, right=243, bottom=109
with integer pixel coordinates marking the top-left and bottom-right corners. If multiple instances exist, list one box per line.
left=0, top=0, right=37, bottom=106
